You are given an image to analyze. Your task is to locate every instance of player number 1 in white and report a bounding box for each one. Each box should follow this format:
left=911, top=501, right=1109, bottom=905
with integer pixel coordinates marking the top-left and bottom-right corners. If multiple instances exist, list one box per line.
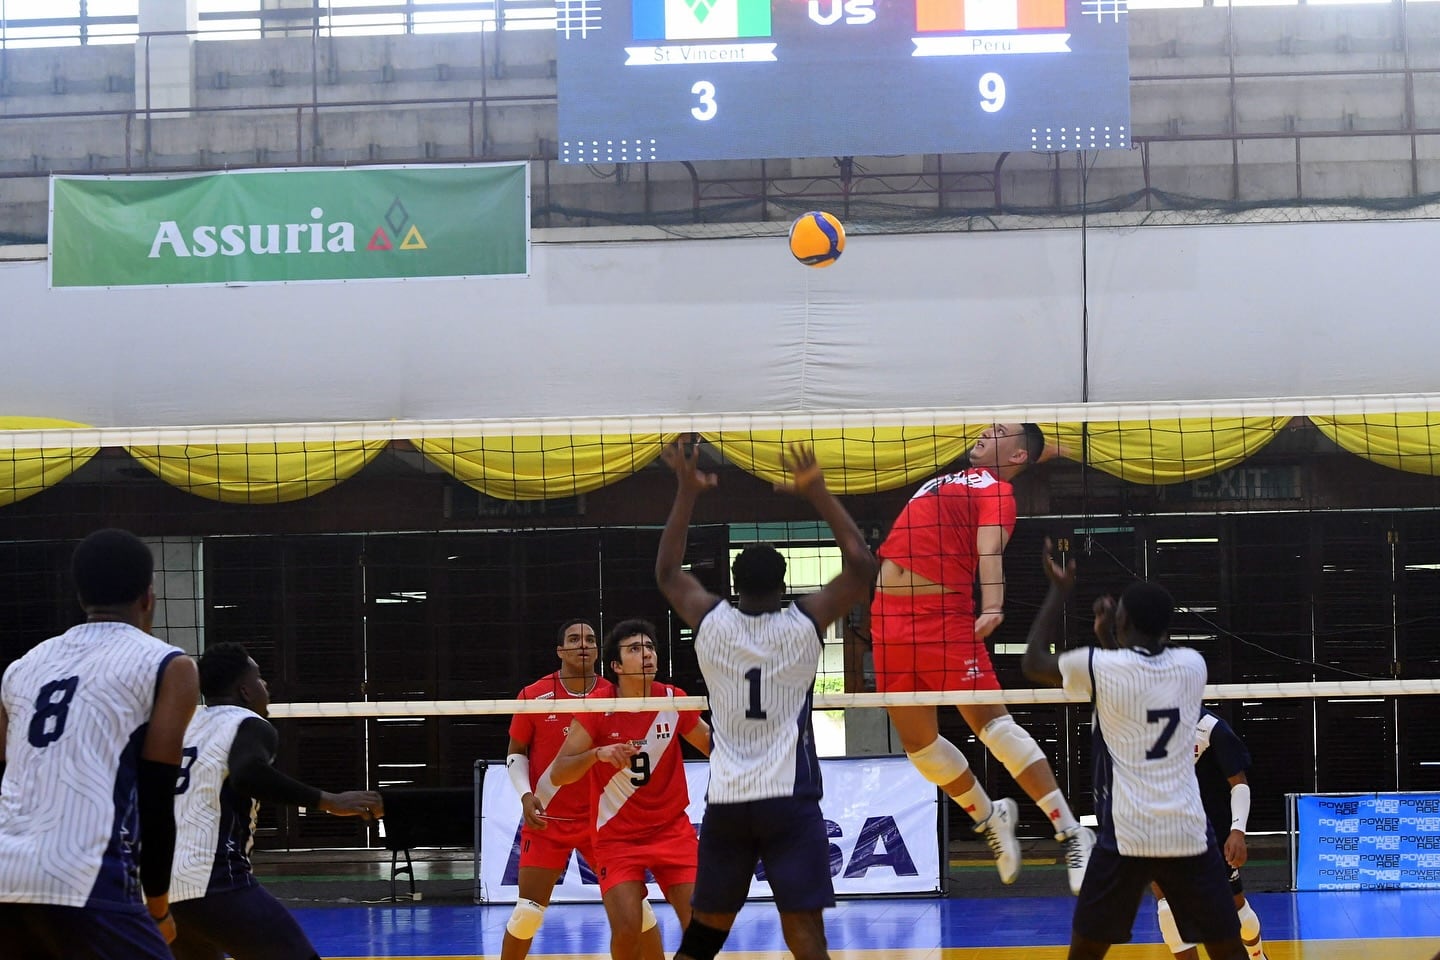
left=979, top=72, right=1005, bottom=113
left=691, top=80, right=717, bottom=121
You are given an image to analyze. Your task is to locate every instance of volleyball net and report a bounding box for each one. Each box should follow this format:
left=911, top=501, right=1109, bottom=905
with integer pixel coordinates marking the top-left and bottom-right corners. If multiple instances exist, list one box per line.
left=2, top=395, right=1439, bottom=844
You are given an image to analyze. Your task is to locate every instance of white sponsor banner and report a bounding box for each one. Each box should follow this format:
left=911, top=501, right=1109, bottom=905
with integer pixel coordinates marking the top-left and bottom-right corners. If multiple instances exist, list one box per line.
left=624, top=42, right=778, bottom=66
left=476, top=756, right=941, bottom=903
left=911, top=33, right=1070, bottom=56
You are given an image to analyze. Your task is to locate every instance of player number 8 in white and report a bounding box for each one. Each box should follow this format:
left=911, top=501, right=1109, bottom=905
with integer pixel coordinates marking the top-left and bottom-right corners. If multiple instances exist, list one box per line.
left=979, top=72, right=1006, bottom=113
left=691, top=80, right=717, bottom=121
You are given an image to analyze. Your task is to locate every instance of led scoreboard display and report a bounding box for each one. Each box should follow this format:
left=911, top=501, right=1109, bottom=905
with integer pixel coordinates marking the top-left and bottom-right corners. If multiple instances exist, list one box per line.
left=556, top=0, right=1131, bottom=163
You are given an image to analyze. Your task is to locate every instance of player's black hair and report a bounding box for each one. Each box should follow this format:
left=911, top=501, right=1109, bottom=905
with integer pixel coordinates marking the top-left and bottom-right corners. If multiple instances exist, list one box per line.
left=199, top=642, right=255, bottom=700
left=732, top=544, right=787, bottom=596
left=1021, top=423, right=1046, bottom=465
left=1120, top=580, right=1174, bottom=640
left=604, top=618, right=657, bottom=675
left=555, top=617, right=596, bottom=645
left=71, top=528, right=154, bottom=608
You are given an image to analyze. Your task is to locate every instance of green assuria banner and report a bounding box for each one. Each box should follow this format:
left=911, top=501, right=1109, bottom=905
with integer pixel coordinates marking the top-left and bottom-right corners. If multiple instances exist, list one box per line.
left=49, top=162, right=529, bottom=288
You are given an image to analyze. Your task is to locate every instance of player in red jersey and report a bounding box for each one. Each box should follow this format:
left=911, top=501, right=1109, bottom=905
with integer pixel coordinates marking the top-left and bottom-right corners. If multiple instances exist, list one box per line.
left=502, top=619, right=662, bottom=960
left=553, top=618, right=711, bottom=960
left=872, top=422, right=1094, bottom=894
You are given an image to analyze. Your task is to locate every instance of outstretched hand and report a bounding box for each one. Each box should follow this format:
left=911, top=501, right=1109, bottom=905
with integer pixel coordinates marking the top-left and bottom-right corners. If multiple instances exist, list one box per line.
left=661, top=434, right=718, bottom=495
left=1041, top=538, right=1077, bottom=592
left=1092, top=594, right=1117, bottom=647
left=774, top=442, right=826, bottom=498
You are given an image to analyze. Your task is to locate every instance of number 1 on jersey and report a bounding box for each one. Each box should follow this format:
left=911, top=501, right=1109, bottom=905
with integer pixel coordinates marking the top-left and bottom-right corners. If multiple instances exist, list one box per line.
left=744, top=667, right=767, bottom=720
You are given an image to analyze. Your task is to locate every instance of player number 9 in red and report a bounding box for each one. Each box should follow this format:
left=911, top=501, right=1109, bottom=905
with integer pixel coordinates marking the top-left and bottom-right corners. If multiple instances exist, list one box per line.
left=979, top=72, right=1006, bottom=113
left=691, top=80, right=717, bottom=121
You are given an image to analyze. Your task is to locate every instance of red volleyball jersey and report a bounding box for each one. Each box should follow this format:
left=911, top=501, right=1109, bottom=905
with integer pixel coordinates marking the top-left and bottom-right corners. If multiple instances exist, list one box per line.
left=509, top=672, right=617, bottom=821
left=877, top=466, right=1017, bottom=609
left=574, top=683, right=701, bottom=843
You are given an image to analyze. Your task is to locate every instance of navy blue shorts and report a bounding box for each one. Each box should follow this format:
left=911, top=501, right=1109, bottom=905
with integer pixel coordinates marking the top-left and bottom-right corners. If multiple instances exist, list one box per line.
left=692, top=796, right=835, bottom=914
left=0, top=902, right=171, bottom=959
left=1073, top=842, right=1242, bottom=946
left=169, top=883, right=318, bottom=960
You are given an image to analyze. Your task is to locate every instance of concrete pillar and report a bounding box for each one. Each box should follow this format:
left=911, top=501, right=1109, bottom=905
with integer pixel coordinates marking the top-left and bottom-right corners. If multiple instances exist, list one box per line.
left=263, top=0, right=322, bottom=38
left=147, top=536, right=203, bottom=657
left=136, top=0, right=198, bottom=115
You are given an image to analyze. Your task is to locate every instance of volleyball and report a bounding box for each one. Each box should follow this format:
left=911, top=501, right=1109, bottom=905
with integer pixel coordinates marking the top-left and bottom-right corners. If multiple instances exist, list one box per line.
left=788, top=211, right=845, bottom=267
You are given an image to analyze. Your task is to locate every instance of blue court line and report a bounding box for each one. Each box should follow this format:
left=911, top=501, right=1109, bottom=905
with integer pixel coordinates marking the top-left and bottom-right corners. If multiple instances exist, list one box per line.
left=292, top=891, right=1440, bottom=957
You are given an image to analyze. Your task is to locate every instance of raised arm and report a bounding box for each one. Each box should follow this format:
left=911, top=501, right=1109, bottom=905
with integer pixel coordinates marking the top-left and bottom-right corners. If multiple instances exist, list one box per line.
left=974, top=524, right=1011, bottom=640
left=1021, top=539, right=1073, bottom=688
left=656, top=435, right=724, bottom=628
left=785, top=443, right=877, bottom=630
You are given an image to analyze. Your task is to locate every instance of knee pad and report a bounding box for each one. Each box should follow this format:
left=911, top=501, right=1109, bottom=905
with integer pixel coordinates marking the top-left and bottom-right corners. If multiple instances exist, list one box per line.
left=978, top=714, right=1046, bottom=778
left=906, top=737, right=970, bottom=786
left=506, top=898, right=547, bottom=940
left=1156, top=898, right=1196, bottom=954
left=640, top=898, right=658, bottom=932
left=1237, top=900, right=1261, bottom=941
left=676, top=918, right=730, bottom=960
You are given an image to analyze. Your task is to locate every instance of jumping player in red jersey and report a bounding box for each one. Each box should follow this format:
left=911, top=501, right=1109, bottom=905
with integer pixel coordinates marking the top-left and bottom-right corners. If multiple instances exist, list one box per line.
left=552, top=619, right=711, bottom=960
left=502, top=620, right=662, bottom=960
left=871, top=423, right=1094, bottom=893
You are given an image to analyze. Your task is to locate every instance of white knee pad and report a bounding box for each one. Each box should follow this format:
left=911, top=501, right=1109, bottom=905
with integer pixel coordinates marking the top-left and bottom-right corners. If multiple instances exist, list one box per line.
left=1237, top=900, right=1261, bottom=941
left=1156, top=898, right=1196, bottom=954
left=906, top=737, right=971, bottom=786
left=978, top=715, right=1046, bottom=778
left=640, top=898, right=658, bottom=932
left=506, top=898, right=547, bottom=939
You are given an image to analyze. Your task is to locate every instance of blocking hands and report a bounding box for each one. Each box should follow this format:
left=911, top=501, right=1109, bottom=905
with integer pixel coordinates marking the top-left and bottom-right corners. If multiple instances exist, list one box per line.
left=775, top=442, right=826, bottom=498
left=661, top=434, right=718, bottom=494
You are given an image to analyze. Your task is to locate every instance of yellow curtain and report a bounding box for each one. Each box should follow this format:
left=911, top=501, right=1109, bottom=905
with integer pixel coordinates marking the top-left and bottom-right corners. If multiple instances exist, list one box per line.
left=1311, top=414, right=1440, bottom=475
left=1050, top=418, right=1293, bottom=484
left=0, top=417, right=98, bottom=507
left=417, top=434, right=667, bottom=500
left=703, top=426, right=982, bottom=494
left=126, top=441, right=387, bottom=503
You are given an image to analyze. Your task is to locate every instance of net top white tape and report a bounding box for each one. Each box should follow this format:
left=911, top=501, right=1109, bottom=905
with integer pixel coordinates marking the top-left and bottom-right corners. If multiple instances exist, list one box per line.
left=266, top=679, right=1440, bottom=719
left=5, top=392, right=1440, bottom=449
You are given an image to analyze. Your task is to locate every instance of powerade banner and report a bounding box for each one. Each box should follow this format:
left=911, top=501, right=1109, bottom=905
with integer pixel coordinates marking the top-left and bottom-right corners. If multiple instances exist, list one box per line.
left=477, top=757, right=942, bottom=903
left=48, top=162, right=529, bottom=288
left=1296, top=793, right=1440, bottom=890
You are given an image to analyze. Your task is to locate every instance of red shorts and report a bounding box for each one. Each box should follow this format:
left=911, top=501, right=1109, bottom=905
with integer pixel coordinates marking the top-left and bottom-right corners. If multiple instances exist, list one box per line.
left=519, top=819, right=598, bottom=872
left=592, top=815, right=697, bottom=895
left=870, top=590, right=1000, bottom=693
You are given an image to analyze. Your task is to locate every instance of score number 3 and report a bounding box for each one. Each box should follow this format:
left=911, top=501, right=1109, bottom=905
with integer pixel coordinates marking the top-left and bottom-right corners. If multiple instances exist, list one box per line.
left=979, top=72, right=1006, bottom=113
left=691, top=81, right=717, bottom=121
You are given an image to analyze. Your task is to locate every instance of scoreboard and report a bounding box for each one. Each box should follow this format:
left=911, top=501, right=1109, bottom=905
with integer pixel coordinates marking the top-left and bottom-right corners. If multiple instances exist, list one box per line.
left=556, top=0, right=1132, bottom=163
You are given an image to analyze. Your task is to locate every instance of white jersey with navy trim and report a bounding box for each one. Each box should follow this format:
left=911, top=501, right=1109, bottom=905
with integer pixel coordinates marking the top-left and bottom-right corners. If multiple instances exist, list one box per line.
left=694, top=601, right=823, bottom=804
left=170, top=704, right=259, bottom=903
left=0, top=621, right=184, bottom=909
left=1058, top=644, right=1211, bottom=858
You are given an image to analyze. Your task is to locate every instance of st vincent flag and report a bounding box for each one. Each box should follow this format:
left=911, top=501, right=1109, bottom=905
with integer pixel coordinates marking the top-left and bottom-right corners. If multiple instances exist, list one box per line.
left=916, top=0, right=1065, bottom=32
left=633, top=0, right=772, bottom=41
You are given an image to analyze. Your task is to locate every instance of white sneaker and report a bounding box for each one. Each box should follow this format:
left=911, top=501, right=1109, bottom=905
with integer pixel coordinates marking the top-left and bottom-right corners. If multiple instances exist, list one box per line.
left=1060, top=825, right=1095, bottom=895
left=975, top=797, right=1021, bottom=884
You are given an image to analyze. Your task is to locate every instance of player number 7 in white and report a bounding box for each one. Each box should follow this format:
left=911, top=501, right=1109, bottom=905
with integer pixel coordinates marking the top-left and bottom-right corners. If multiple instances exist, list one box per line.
left=979, top=72, right=1006, bottom=113
left=691, top=80, right=717, bottom=121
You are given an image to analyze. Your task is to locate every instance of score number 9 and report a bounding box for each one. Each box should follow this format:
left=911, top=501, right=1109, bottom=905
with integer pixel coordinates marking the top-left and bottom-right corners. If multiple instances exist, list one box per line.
left=979, top=72, right=1005, bottom=113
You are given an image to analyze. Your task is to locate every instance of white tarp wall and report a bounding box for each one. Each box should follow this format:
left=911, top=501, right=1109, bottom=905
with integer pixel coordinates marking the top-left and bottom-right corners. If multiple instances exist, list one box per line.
left=3, top=217, right=1437, bottom=428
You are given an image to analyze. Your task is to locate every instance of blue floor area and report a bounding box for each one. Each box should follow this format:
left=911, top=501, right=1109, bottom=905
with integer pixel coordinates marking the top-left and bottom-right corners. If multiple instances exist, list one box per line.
left=292, top=890, right=1440, bottom=957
